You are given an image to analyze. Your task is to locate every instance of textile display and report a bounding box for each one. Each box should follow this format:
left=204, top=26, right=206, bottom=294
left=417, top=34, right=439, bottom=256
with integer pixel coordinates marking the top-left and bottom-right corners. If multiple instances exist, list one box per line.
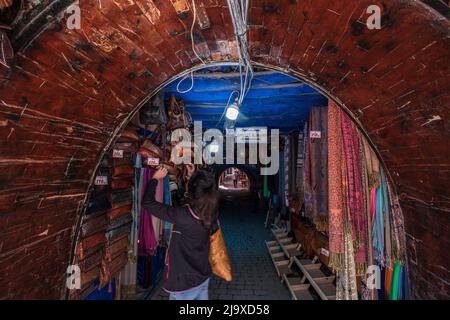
left=304, top=106, right=328, bottom=231
left=138, top=168, right=158, bottom=256
left=341, top=113, right=368, bottom=276
left=327, top=101, right=345, bottom=271
left=324, top=101, right=408, bottom=299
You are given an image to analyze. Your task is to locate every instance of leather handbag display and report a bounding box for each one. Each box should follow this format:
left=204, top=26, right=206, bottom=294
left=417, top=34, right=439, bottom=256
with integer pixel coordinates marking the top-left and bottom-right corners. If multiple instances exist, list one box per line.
left=106, top=222, right=132, bottom=242
left=138, top=139, right=163, bottom=159
left=79, top=247, right=104, bottom=272
left=77, top=232, right=107, bottom=259
left=105, top=234, right=129, bottom=262
left=112, top=165, right=134, bottom=178
left=113, top=142, right=138, bottom=153
left=107, top=204, right=132, bottom=222
left=85, top=192, right=112, bottom=215
left=117, top=127, right=139, bottom=142
left=209, top=227, right=232, bottom=282
left=80, top=211, right=108, bottom=238
left=167, top=96, right=189, bottom=130
left=110, top=187, right=133, bottom=207
left=111, top=177, right=133, bottom=190
left=139, top=91, right=168, bottom=125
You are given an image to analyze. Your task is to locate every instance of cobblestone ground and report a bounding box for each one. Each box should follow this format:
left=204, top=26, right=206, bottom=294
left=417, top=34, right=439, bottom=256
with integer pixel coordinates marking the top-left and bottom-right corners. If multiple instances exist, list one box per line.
left=150, top=191, right=290, bottom=300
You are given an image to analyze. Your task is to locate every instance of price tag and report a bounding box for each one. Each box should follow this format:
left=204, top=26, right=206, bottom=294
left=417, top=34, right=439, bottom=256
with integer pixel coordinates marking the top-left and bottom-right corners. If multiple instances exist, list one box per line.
left=112, top=149, right=124, bottom=158
left=146, top=158, right=160, bottom=166
left=94, top=175, right=108, bottom=186
left=321, top=248, right=330, bottom=257
left=310, top=131, right=321, bottom=139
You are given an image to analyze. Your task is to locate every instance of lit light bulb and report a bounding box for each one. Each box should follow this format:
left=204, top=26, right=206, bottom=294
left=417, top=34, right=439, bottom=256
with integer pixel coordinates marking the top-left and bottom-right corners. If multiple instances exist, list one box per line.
left=209, top=142, right=219, bottom=153
left=225, top=103, right=239, bottom=120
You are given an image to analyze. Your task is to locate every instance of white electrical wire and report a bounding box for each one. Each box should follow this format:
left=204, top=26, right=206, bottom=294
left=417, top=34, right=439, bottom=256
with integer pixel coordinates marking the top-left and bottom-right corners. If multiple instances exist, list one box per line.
left=225, top=0, right=254, bottom=114
left=176, top=0, right=206, bottom=94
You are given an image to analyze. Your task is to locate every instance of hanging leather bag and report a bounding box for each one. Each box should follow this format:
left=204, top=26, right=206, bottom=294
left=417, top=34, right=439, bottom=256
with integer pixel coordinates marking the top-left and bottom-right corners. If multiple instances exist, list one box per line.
left=167, top=96, right=192, bottom=130
left=139, top=92, right=168, bottom=125
left=209, top=225, right=232, bottom=282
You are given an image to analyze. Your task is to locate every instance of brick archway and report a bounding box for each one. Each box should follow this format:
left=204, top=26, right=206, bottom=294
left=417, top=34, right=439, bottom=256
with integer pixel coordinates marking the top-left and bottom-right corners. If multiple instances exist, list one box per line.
left=0, top=0, right=448, bottom=299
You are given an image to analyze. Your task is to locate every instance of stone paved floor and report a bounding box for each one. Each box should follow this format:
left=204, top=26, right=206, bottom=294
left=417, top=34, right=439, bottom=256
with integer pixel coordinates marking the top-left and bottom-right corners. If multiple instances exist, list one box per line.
left=150, top=190, right=290, bottom=300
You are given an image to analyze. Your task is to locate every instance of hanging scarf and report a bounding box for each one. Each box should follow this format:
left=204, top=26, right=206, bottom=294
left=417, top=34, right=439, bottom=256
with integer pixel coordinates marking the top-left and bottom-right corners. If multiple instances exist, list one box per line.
left=306, top=106, right=328, bottom=231
left=152, top=173, right=165, bottom=245
left=327, top=101, right=345, bottom=271
left=387, top=184, right=407, bottom=264
left=336, top=167, right=359, bottom=300
left=138, top=168, right=158, bottom=256
left=303, top=120, right=313, bottom=220
left=341, top=113, right=368, bottom=276
left=360, top=136, right=378, bottom=300
left=162, top=176, right=172, bottom=246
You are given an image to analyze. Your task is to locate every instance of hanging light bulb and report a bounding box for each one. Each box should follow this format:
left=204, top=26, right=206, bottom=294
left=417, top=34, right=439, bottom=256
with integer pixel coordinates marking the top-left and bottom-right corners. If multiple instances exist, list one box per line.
left=209, top=142, right=219, bottom=153
left=225, top=101, right=239, bottom=120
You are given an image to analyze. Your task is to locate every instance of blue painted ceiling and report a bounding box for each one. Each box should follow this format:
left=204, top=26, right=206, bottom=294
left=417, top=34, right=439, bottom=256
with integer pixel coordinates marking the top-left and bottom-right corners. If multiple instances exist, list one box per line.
left=163, top=66, right=327, bottom=133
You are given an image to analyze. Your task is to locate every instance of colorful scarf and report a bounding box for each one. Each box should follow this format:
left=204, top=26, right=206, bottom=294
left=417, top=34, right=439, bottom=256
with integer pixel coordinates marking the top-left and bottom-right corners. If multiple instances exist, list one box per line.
left=138, top=168, right=158, bottom=256
left=341, top=113, right=368, bottom=276
left=360, top=136, right=378, bottom=300
left=305, top=106, right=328, bottom=231
left=327, top=101, right=345, bottom=270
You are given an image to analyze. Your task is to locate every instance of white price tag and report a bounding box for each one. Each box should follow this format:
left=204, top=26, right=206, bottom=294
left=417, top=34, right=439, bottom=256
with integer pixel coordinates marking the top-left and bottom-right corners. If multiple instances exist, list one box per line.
left=310, top=131, right=321, bottom=139
left=321, top=248, right=330, bottom=257
left=146, top=158, right=160, bottom=166
left=94, top=175, right=108, bottom=186
left=112, top=149, right=124, bottom=158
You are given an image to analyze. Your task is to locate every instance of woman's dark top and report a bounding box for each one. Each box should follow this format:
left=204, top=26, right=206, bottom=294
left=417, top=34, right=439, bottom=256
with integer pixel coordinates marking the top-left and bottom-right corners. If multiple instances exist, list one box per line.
left=142, top=178, right=211, bottom=292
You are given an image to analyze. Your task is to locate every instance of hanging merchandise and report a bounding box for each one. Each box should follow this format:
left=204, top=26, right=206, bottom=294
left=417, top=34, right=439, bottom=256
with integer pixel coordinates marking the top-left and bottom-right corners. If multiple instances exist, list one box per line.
left=263, top=174, right=270, bottom=198
left=304, top=106, right=328, bottom=231
left=167, top=96, right=192, bottom=130
left=139, top=92, right=168, bottom=125
left=162, top=176, right=172, bottom=246
left=327, top=102, right=345, bottom=271
left=138, top=168, right=158, bottom=256
left=341, top=113, right=368, bottom=276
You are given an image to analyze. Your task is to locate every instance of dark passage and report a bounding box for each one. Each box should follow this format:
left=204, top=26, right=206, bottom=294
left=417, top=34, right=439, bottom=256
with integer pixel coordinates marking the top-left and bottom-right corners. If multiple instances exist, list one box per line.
left=151, top=190, right=290, bottom=300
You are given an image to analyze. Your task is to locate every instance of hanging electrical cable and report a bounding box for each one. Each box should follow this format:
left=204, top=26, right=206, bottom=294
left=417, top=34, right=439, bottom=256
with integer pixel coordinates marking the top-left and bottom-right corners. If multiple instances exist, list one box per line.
left=223, top=0, right=254, bottom=122
left=176, top=0, right=206, bottom=94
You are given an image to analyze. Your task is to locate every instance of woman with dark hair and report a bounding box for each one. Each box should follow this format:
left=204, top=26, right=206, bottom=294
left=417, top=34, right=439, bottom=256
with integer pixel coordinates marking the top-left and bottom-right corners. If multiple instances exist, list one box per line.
left=142, top=166, right=220, bottom=300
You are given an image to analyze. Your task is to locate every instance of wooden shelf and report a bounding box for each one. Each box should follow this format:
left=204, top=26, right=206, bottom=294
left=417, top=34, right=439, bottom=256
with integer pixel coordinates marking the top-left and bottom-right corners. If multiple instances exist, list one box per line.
left=282, top=273, right=314, bottom=300
left=294, top=256, right=336, bottom=300
left=267, top=228, right=336, bottom=300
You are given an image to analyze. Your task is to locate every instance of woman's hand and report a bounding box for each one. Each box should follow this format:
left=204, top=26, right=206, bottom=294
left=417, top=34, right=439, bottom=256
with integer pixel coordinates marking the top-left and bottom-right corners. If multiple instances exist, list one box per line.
left=153, top=167, right=168, bottom=180
left=185, top=164, right=196, bottom=178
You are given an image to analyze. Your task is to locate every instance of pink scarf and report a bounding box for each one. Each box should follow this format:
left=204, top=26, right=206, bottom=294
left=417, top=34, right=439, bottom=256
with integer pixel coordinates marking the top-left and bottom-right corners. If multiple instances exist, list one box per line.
left=341, top=113, right=368, bottom=275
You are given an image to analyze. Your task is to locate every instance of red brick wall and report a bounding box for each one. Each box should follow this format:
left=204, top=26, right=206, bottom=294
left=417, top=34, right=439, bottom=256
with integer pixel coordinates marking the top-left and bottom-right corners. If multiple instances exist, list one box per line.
left=0, top=0, right=449, bottom=299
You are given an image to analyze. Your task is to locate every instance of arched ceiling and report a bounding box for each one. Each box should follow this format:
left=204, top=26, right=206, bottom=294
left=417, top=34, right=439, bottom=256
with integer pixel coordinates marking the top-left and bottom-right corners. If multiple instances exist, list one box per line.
left=0, top=0, right=449, bottom=299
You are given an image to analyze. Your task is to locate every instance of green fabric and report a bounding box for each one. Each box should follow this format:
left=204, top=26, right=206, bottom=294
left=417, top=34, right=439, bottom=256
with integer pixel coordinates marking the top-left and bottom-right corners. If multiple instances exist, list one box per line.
left=389, top=261, right=401, bottom=300
left=263, top=175, right=270, bottom=198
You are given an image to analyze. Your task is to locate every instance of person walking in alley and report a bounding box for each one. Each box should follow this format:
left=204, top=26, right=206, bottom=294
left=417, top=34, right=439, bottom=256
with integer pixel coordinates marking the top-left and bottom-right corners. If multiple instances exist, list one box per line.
left=233, top=170, right=238, bottom=188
